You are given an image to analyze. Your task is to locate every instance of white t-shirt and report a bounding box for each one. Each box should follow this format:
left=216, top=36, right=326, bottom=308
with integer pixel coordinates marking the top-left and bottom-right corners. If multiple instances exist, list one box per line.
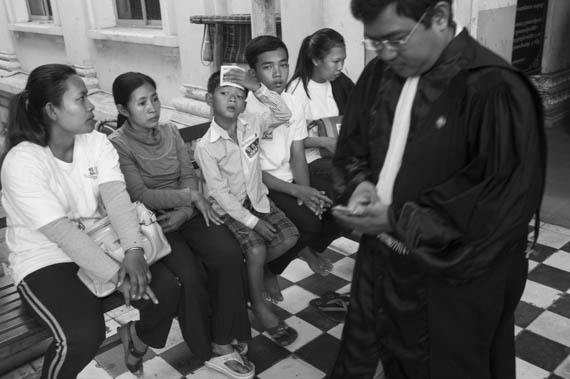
left=287, top=78, right=339, bottom=163
left=245, top=91, right=308, bottom=183
left=1, top=131, right=125, bottom=284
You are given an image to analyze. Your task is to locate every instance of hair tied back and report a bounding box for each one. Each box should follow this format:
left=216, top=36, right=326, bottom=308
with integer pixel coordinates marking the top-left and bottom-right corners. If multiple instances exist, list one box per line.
left=20, top=90, right=29, bottom=110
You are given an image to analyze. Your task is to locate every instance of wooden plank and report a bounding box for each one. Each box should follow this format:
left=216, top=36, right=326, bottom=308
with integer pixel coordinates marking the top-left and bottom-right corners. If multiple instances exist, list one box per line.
left=212, top=23, right=224, bottom=73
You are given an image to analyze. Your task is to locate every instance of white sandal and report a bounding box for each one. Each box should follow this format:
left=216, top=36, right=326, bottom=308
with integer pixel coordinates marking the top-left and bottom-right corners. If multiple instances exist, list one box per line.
left=204, top=351, right=255, bottom=379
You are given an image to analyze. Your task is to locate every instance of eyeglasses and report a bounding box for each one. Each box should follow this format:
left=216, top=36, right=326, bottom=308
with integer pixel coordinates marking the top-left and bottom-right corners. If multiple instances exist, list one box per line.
left=362, top=10, right=429, bottom=52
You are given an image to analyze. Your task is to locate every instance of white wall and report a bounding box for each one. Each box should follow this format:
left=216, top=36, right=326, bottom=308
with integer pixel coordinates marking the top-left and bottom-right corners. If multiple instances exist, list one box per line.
left=90, top=41, right=182, bottom=102
left=280, top=0, right=363, bottom=83
left=173, top=0, right=211, bottom=88
left=322, top=0, right=364, bottom=82
left=12, top=33, right=67, bottom=71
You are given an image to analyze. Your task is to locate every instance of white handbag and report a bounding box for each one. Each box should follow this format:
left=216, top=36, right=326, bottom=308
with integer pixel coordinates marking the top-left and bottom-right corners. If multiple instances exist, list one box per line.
left=76, top=201, right=171, bottom=297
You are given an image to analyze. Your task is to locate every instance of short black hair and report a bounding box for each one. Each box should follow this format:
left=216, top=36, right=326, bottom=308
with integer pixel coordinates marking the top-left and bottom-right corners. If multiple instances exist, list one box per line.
left=207, top=71, right=221, bottom=94
left=351, top=0, right=453, bottom=27
left=206, top=71, right=249, bottom=97
left=245, top=35, right=289, bottom=68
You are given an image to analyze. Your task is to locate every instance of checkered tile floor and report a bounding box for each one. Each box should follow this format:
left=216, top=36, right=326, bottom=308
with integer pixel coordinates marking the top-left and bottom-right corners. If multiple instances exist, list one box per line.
left=3, top=222, right=570, bottom=379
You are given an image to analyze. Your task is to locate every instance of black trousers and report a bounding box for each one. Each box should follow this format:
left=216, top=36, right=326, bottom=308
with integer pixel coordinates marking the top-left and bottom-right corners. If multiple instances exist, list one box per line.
left=309, top=157, right=334, bottom=199
left=267, top=188, right=341, bottom=274
left=329, top=239, right=528, bottom=379
left=18, top=262, right=180, bottom=379
left=164, top=213, right=250, bottom=361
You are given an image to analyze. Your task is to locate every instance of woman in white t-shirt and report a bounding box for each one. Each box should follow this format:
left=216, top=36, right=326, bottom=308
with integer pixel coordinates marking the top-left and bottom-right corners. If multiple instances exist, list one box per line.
left=1, top=64, right=182, bottom=378
left=287, top=28, right=355, bottom=196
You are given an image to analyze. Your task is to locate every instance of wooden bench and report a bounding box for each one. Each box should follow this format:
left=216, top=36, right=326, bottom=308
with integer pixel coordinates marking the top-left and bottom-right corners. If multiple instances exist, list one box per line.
left=0, top=121, right=211, bottom=375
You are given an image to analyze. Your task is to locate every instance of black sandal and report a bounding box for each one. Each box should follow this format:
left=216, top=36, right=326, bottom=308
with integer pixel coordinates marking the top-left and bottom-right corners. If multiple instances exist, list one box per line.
left=118, top=321, right=148, bottom=375
left=266, top=322, right=298, bottom=347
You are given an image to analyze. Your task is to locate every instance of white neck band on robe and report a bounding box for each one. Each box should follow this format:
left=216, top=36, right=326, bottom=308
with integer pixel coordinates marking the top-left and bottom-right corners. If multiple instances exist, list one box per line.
left=375, top=23, right=462, bottom=206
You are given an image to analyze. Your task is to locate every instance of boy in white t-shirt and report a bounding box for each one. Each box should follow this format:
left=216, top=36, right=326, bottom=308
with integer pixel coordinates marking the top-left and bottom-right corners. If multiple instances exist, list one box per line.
left=244, top=35, right=342, bottom=303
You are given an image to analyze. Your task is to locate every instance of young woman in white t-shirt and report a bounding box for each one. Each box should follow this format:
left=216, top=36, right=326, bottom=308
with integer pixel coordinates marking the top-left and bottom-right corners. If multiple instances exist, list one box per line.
left=1, top=64, right=182, bottom=377
left=287, top=28, right=355, bottom=196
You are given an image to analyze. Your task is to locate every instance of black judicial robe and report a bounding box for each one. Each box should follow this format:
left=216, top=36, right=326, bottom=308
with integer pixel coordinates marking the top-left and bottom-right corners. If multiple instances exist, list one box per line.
left=330, top=30, right=546, bottom=379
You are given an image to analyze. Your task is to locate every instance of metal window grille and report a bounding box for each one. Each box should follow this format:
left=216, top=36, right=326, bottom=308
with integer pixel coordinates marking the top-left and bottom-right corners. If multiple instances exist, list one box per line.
left=115, top=0, right=162, bottom=27
left=26, top=0, right=52, bottom=21
left=191, top=14, right=282, bottom=65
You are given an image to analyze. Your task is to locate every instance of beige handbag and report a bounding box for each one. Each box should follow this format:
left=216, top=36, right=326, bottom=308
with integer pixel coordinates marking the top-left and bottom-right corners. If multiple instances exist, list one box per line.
left=76, top=201, right=171, bottom=297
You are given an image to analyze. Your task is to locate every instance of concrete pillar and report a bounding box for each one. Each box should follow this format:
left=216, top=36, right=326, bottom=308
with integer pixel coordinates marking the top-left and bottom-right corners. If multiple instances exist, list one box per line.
left=531, top=0, right=570, bottom=128
left=251, top=0, right=277, bottom=38
left=0, top=0, right=22, bottom=73
left=55, top=0, right=99, bottom=88
left=541, top=0, right=570, bottom=73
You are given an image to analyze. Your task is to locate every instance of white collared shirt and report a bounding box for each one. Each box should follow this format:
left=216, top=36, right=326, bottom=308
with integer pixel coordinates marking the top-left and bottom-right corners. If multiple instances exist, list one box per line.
left=195, top=84, right=291, bottom=228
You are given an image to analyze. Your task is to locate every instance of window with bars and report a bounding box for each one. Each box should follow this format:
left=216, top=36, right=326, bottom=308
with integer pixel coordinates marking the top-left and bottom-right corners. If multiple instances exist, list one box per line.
left=27, top=0, right=53, bottom=21
left=115, top=0, right=161, bottom=27
left=191, top=14, right=282, bottom=67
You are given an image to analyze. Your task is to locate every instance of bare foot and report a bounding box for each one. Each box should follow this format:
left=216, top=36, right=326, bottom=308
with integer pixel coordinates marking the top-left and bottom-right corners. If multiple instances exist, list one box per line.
left=252, top=302, right=280, bottom=330
left=300, top=248, right=333, bottom=276
left=263, top=269, right=283, bottom=303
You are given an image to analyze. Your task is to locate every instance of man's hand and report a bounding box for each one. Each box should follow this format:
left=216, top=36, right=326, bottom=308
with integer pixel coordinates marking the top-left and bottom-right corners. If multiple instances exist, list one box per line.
left=120, top=248, right=151, bottom=302
left=157, top=210, right=188, bottom=233
left=333, top=202, right=391, bottom=235
left=189, top=190, right=223, bottom=227
left=348, top=181, right=379, bottom=213
left=254, top=219, right=276, bottom=241
left=223, top=68, right=261, bottom=92
left=332, top=181, right=390, bottom=235
left=294, top=185, right=332, bottom=215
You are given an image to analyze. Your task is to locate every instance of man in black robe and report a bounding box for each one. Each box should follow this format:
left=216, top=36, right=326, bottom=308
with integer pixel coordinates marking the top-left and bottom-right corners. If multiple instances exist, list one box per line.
left=329, top=1, right=546, bottom=378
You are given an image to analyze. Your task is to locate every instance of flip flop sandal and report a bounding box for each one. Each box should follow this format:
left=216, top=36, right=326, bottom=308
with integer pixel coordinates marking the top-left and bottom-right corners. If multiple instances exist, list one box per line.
left=205, top=350, right=255, bottom=379
left=117, top=321, right=148, bottom=375
left=309, top=296, right=348, bottom=323
left=264, top=294, right=283, bottom=304
left=266, top=322, right=298, bottom=347
left=322, top=290, right=351, bottom=305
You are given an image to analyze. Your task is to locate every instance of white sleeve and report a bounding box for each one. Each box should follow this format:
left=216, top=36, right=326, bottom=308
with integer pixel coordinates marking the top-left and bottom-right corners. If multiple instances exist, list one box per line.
left=292, top=100, right=309, bottom=141
left=1, top=147, right=68, bottom=230
left=93, top=132, right=125, bottom=185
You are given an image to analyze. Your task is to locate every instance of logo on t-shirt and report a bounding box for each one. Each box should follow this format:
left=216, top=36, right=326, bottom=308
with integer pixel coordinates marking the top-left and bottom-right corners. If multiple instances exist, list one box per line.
left=85, top=166, right=98, bottom=179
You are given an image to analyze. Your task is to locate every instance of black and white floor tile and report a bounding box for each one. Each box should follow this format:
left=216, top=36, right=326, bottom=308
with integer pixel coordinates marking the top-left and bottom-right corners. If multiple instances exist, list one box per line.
left=3, top=222, right=570, bottom=379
